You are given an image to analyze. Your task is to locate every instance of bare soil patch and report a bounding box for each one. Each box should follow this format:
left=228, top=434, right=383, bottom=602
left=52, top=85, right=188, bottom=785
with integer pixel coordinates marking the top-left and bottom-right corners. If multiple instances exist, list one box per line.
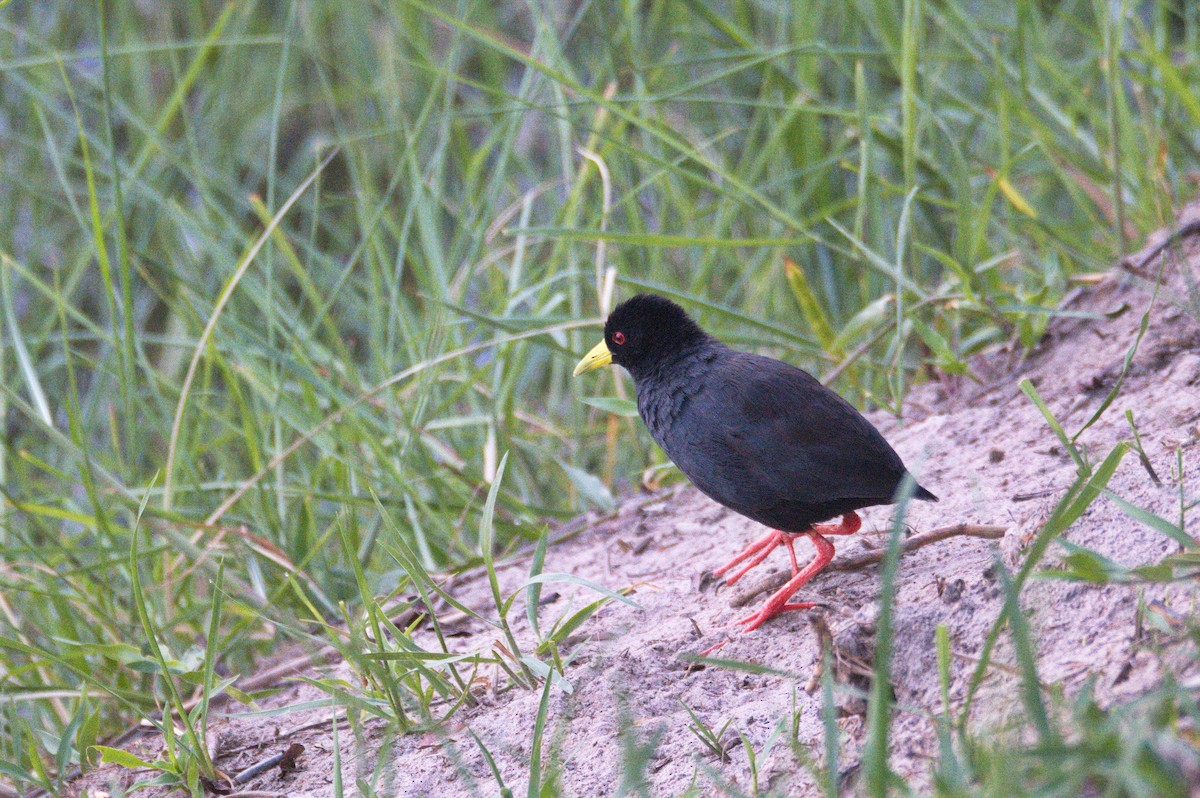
left=70, top=215, right=1200, bottom=797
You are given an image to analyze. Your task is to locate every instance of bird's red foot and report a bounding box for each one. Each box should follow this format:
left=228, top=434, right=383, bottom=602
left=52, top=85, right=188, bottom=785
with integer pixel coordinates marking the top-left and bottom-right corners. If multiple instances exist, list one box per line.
left=736, top=601, right=818, bottom=632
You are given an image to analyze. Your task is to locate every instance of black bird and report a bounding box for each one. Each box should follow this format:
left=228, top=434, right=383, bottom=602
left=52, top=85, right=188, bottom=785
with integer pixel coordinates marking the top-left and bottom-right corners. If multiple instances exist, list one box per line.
left=574, top=294, right=937, bottom=631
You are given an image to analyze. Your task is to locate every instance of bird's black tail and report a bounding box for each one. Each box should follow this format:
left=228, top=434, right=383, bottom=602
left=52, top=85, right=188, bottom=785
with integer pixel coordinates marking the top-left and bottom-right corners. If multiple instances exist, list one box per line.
left=914, top=484, right=939, bottom=502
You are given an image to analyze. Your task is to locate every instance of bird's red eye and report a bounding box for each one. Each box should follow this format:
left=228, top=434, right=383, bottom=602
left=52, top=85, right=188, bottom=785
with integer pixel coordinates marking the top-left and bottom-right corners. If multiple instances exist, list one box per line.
left=612, top=331, right=626, bottom=346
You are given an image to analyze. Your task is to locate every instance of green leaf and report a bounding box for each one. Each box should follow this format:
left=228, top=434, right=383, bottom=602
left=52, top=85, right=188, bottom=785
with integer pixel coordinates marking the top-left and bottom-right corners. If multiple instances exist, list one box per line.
left=674, top=654, right=797, bottom=678
left=1103, top=489, right=1197, bottom=549
left=1132, top=564, right=1175, bottom=582
left=831, top=294, right=894, bottom=352
left=519, top=656, right=573, bottom=694
left=223, top=686, right=261, bottom=706
left=88, top=746, right=159, bottom=771
left=526, top=528, right=550, bottom=642
left=538, top=596, right=612, bottom=651
left=582, top=396, right=639, bottom=418
left=1019, top=377, right=1085, bottom=471
left=784, top=258, right=839, bottom=354
left=557, top=461, right=616, bottom=512
left=1058, top=548, right=1118, bottom=583
left=1052, top=443, right=1128, bottom=532
left=909, top=316, right=972, bottom=377
left=1073, top=285, right=1157, bottom=442
left=519, top=572, right=640, bottom=608
left=1048, top=541, right=1179, bottom=584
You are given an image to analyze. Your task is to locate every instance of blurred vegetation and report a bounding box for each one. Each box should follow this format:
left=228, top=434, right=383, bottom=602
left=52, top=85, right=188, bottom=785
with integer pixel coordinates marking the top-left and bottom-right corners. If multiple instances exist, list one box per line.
left=1, top=0, right=1198, bottom=793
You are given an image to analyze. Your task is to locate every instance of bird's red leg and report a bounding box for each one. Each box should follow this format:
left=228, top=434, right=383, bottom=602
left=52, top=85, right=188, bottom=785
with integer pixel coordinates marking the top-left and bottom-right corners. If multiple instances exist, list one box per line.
left=734, top=512, right=862, bottom=632
left=711, top=511, right=862, bottom=586
left=783, top=534, right=801, bottom=575
left=815, top=511, right=862, bottom=541
left=711, top=529, right=785, bottom=584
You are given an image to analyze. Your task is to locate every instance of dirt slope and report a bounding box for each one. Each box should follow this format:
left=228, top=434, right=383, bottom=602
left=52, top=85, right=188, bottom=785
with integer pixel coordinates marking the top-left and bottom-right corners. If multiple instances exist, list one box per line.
left=71, top=215, right=1200, bottom=797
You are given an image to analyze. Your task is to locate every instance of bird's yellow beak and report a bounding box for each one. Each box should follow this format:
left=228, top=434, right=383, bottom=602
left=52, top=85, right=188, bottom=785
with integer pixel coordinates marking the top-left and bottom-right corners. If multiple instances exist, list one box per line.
left=572, top=339, right=612, bottom=376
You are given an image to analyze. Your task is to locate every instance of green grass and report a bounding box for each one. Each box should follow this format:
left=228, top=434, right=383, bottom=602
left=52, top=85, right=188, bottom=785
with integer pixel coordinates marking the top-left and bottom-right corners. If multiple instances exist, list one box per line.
left=1, top=0, right=1199, bottom=794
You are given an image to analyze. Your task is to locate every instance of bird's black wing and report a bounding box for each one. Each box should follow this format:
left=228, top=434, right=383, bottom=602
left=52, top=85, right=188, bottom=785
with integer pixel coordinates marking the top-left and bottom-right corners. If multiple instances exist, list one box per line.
left=712, top=353, right=908, bottom=507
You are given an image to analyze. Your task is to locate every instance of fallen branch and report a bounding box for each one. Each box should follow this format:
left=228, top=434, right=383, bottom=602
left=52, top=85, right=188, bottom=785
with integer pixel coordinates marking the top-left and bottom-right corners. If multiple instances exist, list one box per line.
left=728, top=524, right=1007, bottom=607
left=233, top=744, right=305, bottom=785
left=828, top=523, right=1007, bottom=571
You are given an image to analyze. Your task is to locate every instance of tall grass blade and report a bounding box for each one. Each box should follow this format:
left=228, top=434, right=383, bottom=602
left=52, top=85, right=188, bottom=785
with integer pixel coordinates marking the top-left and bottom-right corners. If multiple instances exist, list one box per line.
left=863, top=475, right=916, bottom=796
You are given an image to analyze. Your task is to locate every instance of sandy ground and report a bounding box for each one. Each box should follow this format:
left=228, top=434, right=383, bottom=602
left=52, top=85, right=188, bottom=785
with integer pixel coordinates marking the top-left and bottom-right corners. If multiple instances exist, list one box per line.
left=69, top=215, right=1200, bottom=797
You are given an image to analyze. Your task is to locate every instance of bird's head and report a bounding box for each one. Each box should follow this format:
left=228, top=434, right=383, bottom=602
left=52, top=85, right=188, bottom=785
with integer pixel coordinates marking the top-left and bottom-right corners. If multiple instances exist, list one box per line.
left=573, top=294, right=709, bottom=379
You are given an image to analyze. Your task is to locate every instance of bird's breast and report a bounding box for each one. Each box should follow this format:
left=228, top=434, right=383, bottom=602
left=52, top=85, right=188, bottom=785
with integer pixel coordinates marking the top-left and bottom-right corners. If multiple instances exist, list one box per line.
left=635, top=379, right=691, bottom=451
left=633, top=353, right=716, bottom=452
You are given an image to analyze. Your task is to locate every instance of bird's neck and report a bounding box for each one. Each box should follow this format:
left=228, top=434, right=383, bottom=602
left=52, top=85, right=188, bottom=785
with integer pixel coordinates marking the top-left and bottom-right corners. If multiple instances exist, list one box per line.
left=630, top=339, right=719, bottom=387
left=631, top=342, right=722, bottom=445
